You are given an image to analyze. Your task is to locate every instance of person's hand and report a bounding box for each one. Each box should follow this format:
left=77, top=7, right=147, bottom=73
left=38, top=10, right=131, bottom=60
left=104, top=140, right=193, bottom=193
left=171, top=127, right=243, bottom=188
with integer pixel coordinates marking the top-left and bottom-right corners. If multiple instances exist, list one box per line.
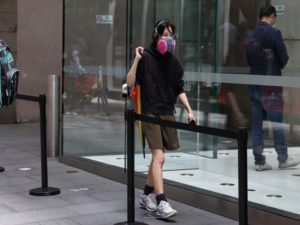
left=135, top=47, right=144, bottom=60
left=188, top=111, right=196, bottom=124
left=234, top=111, right=247, bottom=127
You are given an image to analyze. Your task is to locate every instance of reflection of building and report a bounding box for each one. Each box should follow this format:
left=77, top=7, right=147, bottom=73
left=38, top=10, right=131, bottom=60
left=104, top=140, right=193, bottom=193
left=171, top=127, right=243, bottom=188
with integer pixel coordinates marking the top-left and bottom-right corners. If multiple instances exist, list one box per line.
left=1, top=1, right=300, bottom=225
left=0, top=0, right=17, bottom=123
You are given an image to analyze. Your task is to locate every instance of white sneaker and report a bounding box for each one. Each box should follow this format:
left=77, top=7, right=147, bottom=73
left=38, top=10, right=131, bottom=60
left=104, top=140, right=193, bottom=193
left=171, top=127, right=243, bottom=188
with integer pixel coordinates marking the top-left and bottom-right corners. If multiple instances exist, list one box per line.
left=156, top=200, right=177, bottom=219
left=139, top=193, right=157, bottom=212
left=278, top=157, right=300, bottom=169
left=255, top=163, right=272, bottom=171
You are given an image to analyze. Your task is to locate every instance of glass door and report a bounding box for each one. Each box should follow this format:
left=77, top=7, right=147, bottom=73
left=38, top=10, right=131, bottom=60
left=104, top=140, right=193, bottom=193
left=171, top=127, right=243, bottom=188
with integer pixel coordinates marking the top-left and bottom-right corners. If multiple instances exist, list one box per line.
left=63, top=0, right=127, bottom=157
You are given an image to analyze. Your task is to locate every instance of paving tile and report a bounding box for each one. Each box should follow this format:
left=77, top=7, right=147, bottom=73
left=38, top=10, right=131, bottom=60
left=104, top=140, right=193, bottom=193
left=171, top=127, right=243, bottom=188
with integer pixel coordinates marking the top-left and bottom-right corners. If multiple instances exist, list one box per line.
left=0, top=204, right=15, bottom=215
left=0, top=194, right=29, bottom=205
left=0, top=208, right=78, bottom=225
left=22, top=223, right=40, bottom=225
left=0, top=176, right=36, bottom=187
left=0, top=123, right=238, bottom=225
left=91, top=190, right=126, bottom=202
left=60, top=194, right=101, bottom=205
left=67, top=200, right=125, bottom=215
left=4, top=198, right=70, bottom=212
left=38, top=218, right=80, bottom=225
left=0, top=184, right=24, bottom=195
left=69, top=211, right=125, bottom=225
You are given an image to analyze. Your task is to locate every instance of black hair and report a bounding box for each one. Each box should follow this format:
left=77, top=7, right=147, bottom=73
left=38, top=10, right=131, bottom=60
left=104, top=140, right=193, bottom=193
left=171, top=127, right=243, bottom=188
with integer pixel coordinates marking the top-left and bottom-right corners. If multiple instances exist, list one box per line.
left=151, top=19, right=176, bottom=47
left=259, top=5, right=276, bottom=20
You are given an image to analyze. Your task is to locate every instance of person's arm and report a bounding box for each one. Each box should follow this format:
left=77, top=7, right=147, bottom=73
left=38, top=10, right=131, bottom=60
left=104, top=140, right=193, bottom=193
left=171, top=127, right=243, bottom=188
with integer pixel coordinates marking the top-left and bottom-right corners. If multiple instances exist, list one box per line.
left=275, top=30, right=289, bottom=69
left=227, top=92, right=245, bottom=126
left=126, top=47, right=144, bottom=87
left=178, top=92, right=195, bottom=123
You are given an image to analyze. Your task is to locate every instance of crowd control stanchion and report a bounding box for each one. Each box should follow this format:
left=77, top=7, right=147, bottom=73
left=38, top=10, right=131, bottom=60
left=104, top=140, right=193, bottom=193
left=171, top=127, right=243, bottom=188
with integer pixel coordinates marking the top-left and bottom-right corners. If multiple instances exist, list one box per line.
left=16, top=94, right=60, bottom=196
left=132, top=114, right=248, bottom=225
left=114, top=109, right=148, bottom=225
left=237, top=128, right=248, bottom=225
left=29, top=95, right=60, bottom=196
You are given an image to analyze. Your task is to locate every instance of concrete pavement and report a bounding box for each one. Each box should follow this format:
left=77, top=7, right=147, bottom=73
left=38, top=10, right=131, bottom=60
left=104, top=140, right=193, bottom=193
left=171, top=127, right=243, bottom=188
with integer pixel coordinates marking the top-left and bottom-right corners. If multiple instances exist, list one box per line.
left=0, top=123, right=238, bottom=225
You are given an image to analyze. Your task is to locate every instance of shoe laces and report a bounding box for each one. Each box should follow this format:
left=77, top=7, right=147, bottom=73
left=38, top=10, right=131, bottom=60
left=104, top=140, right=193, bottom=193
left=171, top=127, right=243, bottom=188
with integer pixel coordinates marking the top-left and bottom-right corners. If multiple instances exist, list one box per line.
left=145, top=194, right=157, bottom=206
left=159, top=201, right=173, bottom=211
left=149, top=193, right=157, bottom=202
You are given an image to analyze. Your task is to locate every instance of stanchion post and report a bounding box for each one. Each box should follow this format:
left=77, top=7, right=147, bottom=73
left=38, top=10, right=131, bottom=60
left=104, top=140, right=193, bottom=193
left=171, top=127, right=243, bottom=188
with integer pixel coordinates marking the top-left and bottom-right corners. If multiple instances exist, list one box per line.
left=114, top=109, right=148, bottom=225
left=237, top=127, right=248, bottom=225
left=29, top=94, right=60, bottom=196
left=40, top=94, right=48, bottom=188
left=127, top=109, right=135, bottom=222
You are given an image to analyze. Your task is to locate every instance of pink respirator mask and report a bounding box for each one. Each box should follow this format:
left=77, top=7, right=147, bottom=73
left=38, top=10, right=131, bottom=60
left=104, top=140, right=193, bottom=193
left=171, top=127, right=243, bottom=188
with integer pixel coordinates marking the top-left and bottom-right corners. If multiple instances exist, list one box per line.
left=156, top=37, right=176, bottom=55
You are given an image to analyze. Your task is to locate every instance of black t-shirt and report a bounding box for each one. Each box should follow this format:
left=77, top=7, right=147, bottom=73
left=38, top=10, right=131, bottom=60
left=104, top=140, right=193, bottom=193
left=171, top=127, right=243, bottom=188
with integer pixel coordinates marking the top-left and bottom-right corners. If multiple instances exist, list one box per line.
left=136, top=46, right=184, bottom=115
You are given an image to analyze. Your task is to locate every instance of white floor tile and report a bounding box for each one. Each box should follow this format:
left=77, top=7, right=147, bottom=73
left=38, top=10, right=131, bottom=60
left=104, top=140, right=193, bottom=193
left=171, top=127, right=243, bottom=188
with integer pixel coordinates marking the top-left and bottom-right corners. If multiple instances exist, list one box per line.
left=83, top=147, right=300, bottom=216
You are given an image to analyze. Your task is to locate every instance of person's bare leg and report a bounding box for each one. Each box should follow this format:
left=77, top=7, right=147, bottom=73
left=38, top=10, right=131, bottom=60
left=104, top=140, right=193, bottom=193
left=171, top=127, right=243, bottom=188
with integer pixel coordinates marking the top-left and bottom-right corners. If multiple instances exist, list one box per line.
left=148, top=149, right=177, bottom=218
left=147, top=149, right=165, bottom=194
left=139, top=150, right=162, bottom=212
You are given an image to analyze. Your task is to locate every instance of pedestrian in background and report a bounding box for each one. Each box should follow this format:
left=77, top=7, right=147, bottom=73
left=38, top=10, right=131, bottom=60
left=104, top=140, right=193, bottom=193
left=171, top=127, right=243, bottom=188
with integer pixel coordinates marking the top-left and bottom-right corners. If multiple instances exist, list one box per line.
left=245, top=5, right=300, bottom=171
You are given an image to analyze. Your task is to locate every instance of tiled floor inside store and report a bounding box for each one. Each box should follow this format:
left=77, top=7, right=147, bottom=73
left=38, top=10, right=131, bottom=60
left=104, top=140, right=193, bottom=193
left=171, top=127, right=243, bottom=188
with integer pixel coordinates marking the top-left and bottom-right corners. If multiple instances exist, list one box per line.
left=84, top=147, right=300, bottom=216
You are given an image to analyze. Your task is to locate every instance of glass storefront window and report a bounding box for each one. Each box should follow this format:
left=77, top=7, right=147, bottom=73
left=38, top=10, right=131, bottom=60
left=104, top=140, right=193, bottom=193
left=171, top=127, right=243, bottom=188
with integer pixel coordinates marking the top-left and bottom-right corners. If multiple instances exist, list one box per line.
left=63, top=0, right=300, bottom=222
left=63, top=0, right=127, bottom=156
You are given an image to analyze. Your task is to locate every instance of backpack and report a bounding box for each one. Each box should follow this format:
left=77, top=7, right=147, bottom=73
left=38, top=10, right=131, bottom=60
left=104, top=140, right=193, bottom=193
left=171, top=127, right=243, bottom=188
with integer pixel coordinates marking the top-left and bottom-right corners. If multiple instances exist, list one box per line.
left=0, top=40, right=19, bottom=109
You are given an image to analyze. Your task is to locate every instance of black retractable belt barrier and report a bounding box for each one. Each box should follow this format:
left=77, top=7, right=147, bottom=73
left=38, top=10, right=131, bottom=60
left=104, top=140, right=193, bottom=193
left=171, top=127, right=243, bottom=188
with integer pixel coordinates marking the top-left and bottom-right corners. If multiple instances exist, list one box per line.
left=16, top=94, right=60, bottom=196
left=117, top=109, right=248, bottom=225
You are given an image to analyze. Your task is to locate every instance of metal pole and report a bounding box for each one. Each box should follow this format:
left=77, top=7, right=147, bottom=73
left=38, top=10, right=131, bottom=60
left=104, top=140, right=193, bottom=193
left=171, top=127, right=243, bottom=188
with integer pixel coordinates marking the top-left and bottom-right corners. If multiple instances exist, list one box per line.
left=237, top=128, right=248, bottom=225
left=40, top=94, right=48, bottom=188
left=47, top=74, right=61, bottom=157
left=29, top=94, right=60, bottom=196
left=114, top=109, right=148, bottom=225
left=127, top=109, right=135, bottom=222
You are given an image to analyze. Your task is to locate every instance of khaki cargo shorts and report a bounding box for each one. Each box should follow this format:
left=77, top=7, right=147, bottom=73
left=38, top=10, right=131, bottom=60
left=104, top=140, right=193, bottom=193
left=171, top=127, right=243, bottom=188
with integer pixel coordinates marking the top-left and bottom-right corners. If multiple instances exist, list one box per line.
left=142, top=114, right=179, bottom=151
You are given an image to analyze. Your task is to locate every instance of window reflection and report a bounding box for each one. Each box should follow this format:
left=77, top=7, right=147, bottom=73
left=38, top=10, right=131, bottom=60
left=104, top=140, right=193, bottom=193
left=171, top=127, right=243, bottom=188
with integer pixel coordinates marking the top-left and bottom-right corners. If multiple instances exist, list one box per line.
left=63, top=0, right=300, bottom=220
left=63, top=0, right=126, bottom=156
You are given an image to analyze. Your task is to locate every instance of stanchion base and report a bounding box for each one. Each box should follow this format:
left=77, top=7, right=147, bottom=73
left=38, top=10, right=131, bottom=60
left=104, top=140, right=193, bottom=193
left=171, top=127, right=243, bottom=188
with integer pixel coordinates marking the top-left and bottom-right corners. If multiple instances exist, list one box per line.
left=114, top=222, right=148, bottom=225
left=29, top=187, right=60, bottom=196
left=114, top=221, right=148, bottom=225
left=0, top=167, right=4, bottom=172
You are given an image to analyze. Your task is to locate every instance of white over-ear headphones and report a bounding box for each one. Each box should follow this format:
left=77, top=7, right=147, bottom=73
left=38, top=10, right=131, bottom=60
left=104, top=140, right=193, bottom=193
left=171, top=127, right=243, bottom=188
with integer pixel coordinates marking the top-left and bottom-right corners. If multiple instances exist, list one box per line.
left=155, top=20, right=167, bottom=35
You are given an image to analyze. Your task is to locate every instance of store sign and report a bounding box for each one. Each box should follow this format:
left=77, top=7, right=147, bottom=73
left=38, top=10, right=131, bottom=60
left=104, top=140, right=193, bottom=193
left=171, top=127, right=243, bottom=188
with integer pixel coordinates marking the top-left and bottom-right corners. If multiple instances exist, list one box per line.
left=274, top=5, right=285, bottom=16
left=96, top=15, right=113, bottom=24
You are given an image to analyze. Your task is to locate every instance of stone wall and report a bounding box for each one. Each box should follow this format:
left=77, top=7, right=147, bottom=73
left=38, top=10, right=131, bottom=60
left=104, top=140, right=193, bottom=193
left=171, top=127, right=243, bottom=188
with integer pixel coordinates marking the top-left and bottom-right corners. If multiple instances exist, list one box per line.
left=16, top=0, right=63, bottom=122
left=272, top=0, right=300, bottom=76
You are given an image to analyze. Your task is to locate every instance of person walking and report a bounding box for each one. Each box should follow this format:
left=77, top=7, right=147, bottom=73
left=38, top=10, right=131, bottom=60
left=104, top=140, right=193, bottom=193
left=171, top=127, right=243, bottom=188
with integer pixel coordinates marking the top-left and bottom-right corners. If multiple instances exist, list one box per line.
left=245, top=5, right=300, bottom=171
left=126, top=19, right=195, bottom=219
